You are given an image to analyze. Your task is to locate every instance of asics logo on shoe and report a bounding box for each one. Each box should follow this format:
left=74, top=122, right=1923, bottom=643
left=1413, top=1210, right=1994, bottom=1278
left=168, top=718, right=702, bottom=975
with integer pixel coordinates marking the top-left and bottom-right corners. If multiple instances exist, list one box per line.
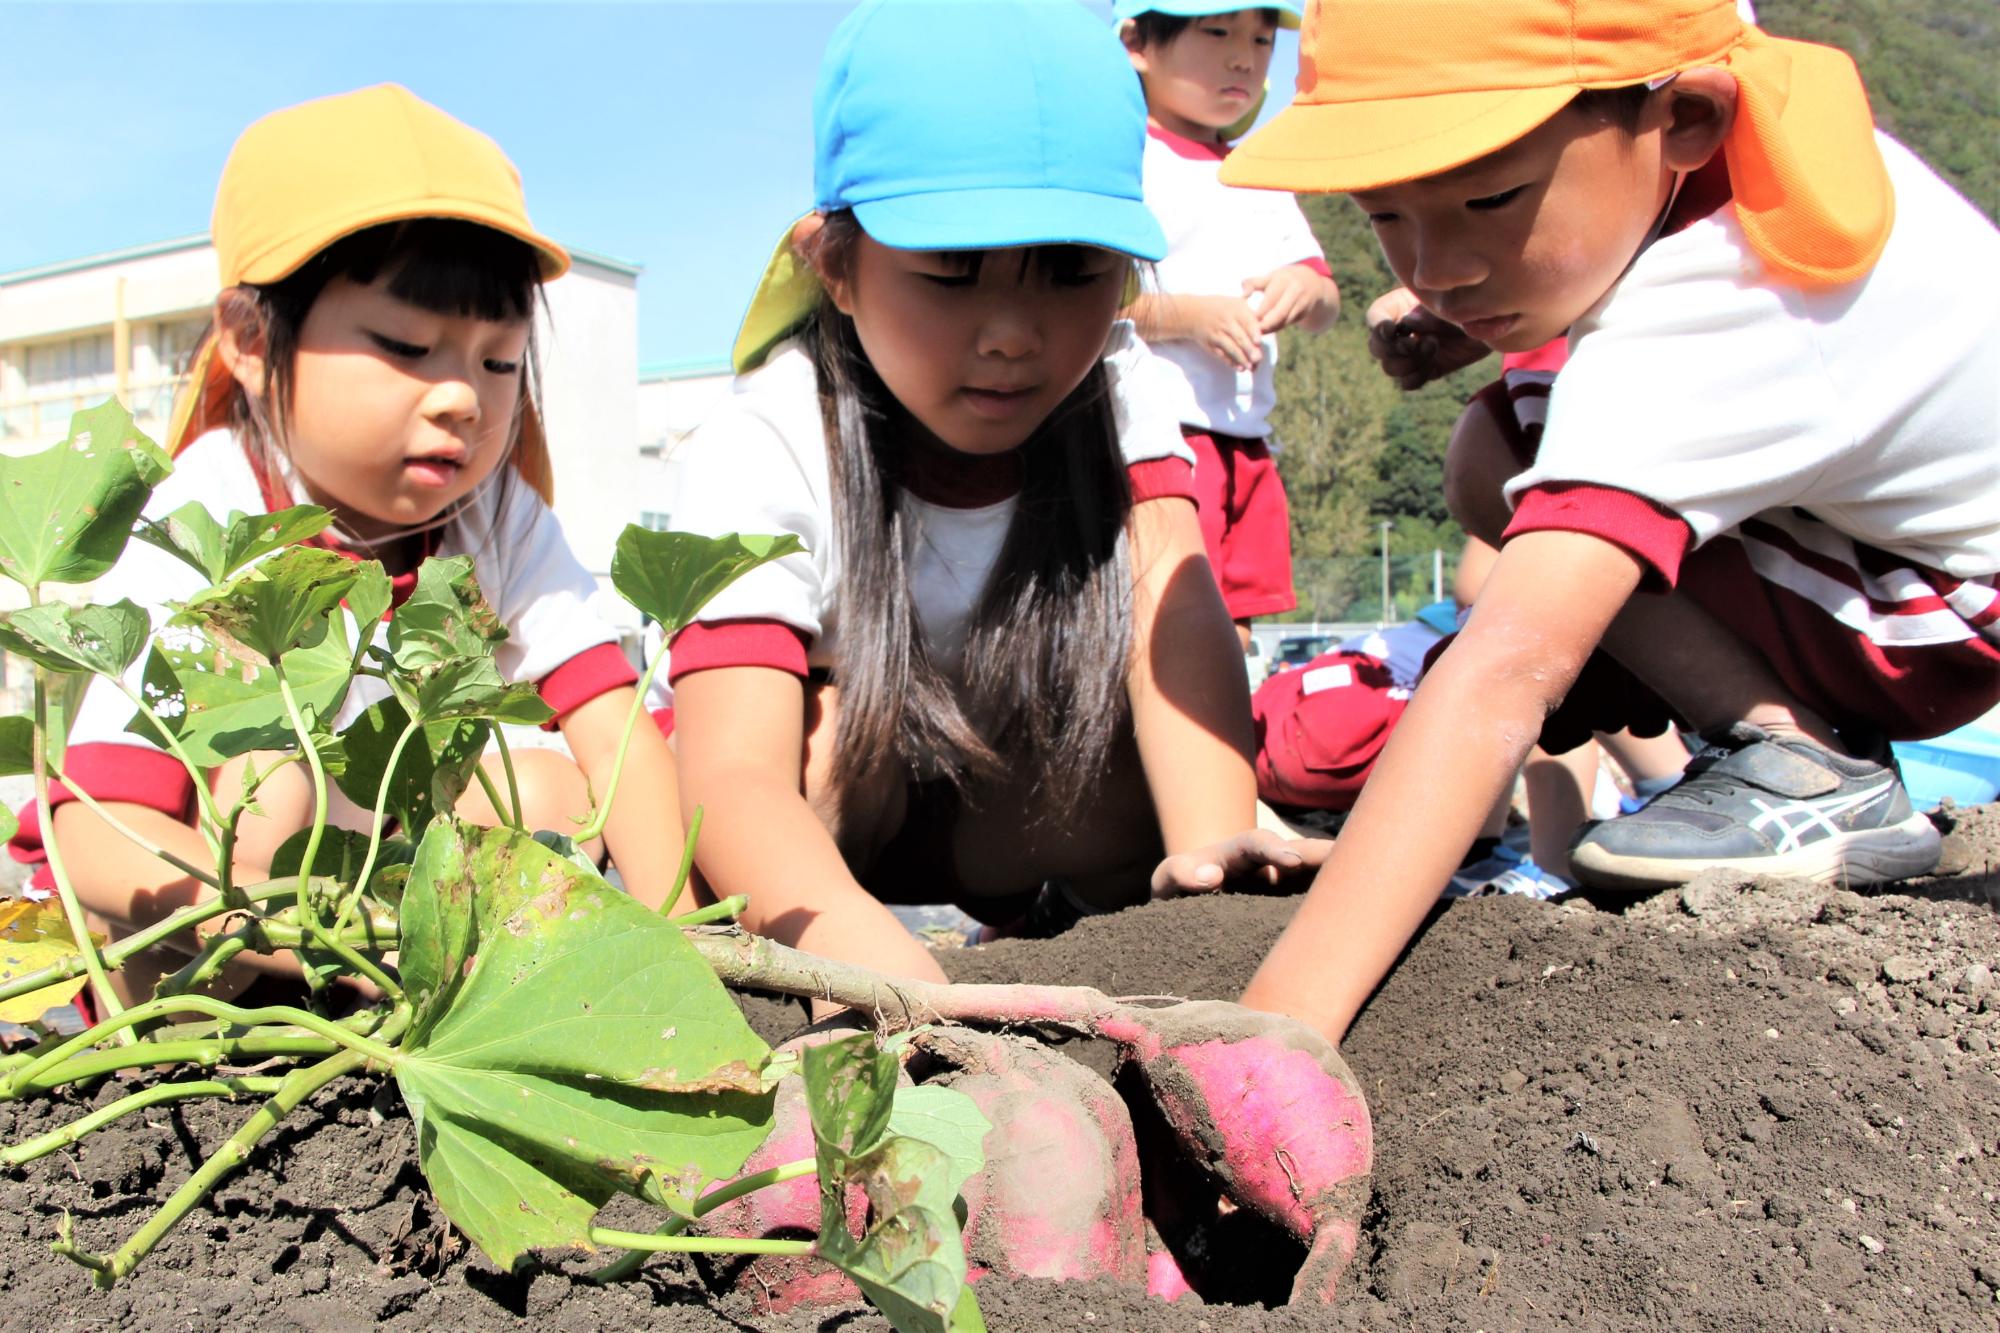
left=1747, top=776, right=1898, bottom=854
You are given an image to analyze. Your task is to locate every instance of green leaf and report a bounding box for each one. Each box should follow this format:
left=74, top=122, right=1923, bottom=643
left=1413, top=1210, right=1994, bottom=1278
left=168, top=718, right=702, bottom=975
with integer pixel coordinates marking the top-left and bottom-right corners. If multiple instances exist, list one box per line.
left=0, top=900, right=103, bottom=1025
left=344, top=560, right=394, bottom=663
left=0, top=715, right=34, bottom=777
left=0, top=600, right=151, bottom=677
left=0, top=804, right=13, bottom=846
left=387, top=556, right=506, bottom=671
left=128, top=611, right=353, bottom=767
left=885, top=1085, right=991, bottom=1205
left=40, top=670, right=91, bottom=772
left=269, top=826, right=414, bottom=898
left=181, top=546, right=360, bottom=664
left=385, top=656, right=553, bottom=727
left=132, top=502, right=332, bottom=585
left=803, top=1035, right=982, bottom=1333
left=331, top=697, right=490, bottom=837
left=609, top=528, right=804, bottom=636
left=0, top=398, right=171, bottom=589
left=393, top=821, right=774, bottom=1269
left=803, top=1033, right=899, bottom=1162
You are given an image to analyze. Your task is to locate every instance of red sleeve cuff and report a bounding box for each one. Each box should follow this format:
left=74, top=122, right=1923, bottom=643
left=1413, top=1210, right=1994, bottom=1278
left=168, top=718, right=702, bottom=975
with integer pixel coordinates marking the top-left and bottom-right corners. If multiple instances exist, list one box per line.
left=1129, top=456, right=1197, bottom=504
left=7, top=743, right=197, bottom=870
left=537, top=641, right=639, bottom=729
left=1505, top=482, right=1692, bottom=589
left=666, top=619, right=812, bottom=684
left=1293, top=257, right=1332, bottom=279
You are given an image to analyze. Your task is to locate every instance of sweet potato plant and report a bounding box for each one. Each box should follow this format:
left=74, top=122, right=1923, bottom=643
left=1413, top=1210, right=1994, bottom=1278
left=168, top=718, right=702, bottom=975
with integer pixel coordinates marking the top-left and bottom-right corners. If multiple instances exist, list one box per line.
left=0, top=401, right=987, bottom=1331
left=0, top=400, right=1375, bottom=1319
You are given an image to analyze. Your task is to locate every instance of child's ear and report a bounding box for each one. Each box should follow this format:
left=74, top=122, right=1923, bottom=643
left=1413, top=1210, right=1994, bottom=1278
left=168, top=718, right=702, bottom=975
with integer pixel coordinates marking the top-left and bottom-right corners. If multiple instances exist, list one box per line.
left=212, top=292, right=270, bottom=397
left=1118, top=19, right=1150, bottom=73
left=1661, top=67, right=1738, bottom=173
left=793, top=213, right=856, bottom=316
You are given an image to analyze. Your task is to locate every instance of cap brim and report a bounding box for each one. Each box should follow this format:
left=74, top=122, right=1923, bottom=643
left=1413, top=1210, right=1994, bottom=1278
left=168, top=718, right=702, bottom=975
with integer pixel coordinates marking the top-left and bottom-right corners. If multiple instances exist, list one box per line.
left=853, top=187, right=1166, bottom=262
left=235, top=199, right=570, bottom=286
left=1219, top=85, right=1577, bottom=193
left=731, top=219, right=823, bottom=375
left=1114, top=1, right=1301, bottom=28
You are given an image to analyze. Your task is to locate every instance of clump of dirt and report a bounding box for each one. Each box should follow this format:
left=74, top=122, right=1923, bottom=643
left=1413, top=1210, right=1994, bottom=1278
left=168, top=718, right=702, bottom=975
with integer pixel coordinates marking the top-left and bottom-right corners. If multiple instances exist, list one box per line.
left=3, top=804, right=1996, bottom=1330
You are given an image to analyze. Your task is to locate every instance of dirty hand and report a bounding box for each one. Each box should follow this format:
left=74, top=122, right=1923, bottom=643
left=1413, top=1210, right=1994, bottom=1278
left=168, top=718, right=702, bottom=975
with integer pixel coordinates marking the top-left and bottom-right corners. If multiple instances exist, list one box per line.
left=1244, top=264, right=1340, bottom=334
left=1365, top=286, right=1492, bottom=389
left=1180, top=294, right=1266, bottom=371
left=1151, top=829, right=1333, bottom=897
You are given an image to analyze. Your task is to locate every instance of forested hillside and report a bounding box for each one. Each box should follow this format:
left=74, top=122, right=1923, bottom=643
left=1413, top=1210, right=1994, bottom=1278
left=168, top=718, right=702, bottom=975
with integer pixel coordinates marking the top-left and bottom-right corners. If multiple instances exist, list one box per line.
left=1269, top=0, right=1997, bottom=620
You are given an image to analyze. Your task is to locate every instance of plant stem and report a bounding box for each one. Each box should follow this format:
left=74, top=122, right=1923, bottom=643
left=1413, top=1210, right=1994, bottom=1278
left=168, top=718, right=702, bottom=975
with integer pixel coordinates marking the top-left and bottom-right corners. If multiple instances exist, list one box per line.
left=683, top=927, right=1123, bottom=1035
left=0, top=882, right=301, bottom=1008
left=2, top=1074, right=286, bottom=1166
left=571, top=645, right=668, bottom=845
left=5, top=1031, right=343, bottom=1093
left=491, top=724, right=524, bottom=829
left=588, top=1155, right=817, bottom=1284
left=2, top=995, right=397, bottom=1099
left=45, top=761, right=221, bottom=889
left=110, top=678, right=227, bottom=862
left=471, top=763, right=512, bottom=828
left=273, top=665, right=337, bottom=1002
left=28, top=652, right=129, bottom=1041
left=671, top=894, right=744, bottom=927
left=331, top=712, right=421, bottom=933
left=658, top=804, right=703, bottom=917
left=58, top=1045, right=370, bottom=1287
left=587, top=1227, right=814, bottom=1257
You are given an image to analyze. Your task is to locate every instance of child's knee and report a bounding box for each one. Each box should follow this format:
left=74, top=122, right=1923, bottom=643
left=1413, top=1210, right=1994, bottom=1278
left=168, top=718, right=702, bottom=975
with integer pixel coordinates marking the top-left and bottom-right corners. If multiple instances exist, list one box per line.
left=1442, top=400, right=1522, bottom=546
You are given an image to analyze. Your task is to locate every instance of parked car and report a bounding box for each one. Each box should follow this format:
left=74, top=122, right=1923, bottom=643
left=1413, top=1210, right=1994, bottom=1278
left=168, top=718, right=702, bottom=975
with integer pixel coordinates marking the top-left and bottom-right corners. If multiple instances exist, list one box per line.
left=1272, top=633, right=1336, bottom=672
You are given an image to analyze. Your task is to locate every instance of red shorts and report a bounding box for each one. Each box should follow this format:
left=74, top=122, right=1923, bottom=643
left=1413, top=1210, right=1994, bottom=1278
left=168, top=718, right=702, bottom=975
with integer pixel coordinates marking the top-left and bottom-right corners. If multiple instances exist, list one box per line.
left=1185, top=428, right=1296, bottom=620
left=1252, top=651, right=1408, bottom=811
left=1474, top=377, right=2000, bottom=752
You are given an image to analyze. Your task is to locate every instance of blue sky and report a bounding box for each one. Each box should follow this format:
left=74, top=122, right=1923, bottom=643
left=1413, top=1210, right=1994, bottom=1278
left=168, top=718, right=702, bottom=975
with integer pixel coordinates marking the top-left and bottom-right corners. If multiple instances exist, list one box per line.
left=4, top=2, right=1297, bottom=368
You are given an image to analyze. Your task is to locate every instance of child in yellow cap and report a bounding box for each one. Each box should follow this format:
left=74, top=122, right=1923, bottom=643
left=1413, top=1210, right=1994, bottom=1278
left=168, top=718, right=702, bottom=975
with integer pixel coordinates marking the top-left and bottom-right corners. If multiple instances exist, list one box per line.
left=19, top=85, right=686, bottom=1003
left=1157, top=0, right=2000, bottom=1043
left=1113, top=1, right=1341, bottom=650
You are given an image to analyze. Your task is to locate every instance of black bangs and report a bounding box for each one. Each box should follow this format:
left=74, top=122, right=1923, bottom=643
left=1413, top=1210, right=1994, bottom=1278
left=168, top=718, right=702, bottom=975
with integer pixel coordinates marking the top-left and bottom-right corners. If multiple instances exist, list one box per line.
left=311, top=219, right=539, bottom=322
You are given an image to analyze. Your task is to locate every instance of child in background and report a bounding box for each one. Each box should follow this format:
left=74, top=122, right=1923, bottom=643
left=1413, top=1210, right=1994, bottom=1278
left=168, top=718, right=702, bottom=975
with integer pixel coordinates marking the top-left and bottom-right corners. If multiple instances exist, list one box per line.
left=1116, top=1, right=1340, bottom=650
left=10, top=86, right=685, bottom=1002
left=1201, top=0, right=1999, bottom=1042
left=664, top=0, right=1262, bottom=985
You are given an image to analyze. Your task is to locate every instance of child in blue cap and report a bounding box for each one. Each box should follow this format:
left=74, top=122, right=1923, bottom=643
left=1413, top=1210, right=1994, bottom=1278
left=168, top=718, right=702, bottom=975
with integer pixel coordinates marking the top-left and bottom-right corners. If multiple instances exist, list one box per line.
left=1116, top=1, right=1341, bottom=651
left=660, top=0, right=1278, bottom=984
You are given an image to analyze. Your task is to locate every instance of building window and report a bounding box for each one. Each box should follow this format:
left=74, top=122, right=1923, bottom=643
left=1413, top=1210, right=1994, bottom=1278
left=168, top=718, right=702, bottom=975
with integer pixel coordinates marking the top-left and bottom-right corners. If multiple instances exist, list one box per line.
left=637, top=509, right=673, bottom=532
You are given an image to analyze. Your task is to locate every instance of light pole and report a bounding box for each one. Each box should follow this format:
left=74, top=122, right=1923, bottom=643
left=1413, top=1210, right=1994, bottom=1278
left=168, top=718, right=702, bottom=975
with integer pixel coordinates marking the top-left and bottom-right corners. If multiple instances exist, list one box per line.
left=1379, top=519, right=1392, bottom=625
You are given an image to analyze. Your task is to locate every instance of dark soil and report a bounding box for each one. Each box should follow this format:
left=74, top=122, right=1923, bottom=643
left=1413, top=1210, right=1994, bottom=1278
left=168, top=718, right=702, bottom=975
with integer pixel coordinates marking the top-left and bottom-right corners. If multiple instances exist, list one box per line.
left=4, top=804, right=1997, bottom=1331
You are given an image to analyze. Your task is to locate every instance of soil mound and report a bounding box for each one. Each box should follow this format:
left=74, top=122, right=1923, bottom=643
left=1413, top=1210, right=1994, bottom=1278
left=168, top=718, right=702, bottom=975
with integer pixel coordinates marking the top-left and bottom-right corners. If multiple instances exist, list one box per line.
left=4, top=804, right=1996, bottom=1331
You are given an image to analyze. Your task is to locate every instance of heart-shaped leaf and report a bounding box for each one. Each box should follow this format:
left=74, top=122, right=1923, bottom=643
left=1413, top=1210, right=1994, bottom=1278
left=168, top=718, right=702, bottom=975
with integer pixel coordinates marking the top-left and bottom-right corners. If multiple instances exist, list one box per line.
left=386, top=556, right=506, bottom=671
left=331, top=697, right=490, bottom=838
left=0, top=399, right=171, bottom=589
left=0, top=601, right=151, bottom=678
left=181, top=546, right=360, bottom=664
left=609, top=529, right=804, bottom=636
left=128, top=611, right=353, bottom=767
left=132, top=502, right=331, bottom=585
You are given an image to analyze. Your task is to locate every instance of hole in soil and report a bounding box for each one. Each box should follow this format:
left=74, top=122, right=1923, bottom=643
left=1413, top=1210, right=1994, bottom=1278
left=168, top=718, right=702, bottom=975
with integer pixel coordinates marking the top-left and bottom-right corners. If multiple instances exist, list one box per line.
left=272, top=1243, right=301, bottom=1275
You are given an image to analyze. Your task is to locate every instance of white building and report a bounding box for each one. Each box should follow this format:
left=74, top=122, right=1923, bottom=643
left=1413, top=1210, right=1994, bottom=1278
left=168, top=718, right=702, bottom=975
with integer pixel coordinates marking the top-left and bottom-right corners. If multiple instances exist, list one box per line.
left=0, top=236, right=735, bottom=603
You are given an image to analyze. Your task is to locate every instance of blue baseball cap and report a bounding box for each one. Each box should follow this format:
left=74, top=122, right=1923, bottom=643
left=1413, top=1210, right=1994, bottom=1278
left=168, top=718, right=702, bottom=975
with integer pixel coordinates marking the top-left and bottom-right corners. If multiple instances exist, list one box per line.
left=732, top=0, right=1166, bottom=372
left=1111, top=0, right=1302, bottom=29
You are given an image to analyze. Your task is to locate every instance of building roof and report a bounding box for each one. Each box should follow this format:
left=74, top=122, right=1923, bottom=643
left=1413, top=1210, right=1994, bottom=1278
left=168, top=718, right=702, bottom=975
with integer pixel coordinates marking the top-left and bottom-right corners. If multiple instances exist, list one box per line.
left=639, top=355, right=733, bottom=383
left=0, top=234, right=644, bottom=286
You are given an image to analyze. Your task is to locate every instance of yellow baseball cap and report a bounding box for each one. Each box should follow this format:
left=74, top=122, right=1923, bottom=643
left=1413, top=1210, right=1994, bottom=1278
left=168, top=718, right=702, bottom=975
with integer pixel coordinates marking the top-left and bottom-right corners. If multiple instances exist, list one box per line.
left=1220, top=0, right=1892, bottom=288
left=170, top=85, right=568, bottom=460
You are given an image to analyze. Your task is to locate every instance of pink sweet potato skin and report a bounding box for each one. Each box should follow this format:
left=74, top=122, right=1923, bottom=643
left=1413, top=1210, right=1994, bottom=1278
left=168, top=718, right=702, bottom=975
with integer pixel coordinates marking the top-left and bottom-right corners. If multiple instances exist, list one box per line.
left=923, top=1031, right=1147, bottom=1285
left=1102, top=1000, right=1373, bottom=1304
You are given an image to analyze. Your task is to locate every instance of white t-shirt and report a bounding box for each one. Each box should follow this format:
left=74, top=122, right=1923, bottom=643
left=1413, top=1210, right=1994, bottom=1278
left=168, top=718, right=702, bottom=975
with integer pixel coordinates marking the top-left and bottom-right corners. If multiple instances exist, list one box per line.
left=667, top=323, right=1195, bottom=681
left=1140, top=127, right=1328, bottom=439
left=1508, top=135, right=2000, bottom=581
left=69, top=428, right=623, bottom=757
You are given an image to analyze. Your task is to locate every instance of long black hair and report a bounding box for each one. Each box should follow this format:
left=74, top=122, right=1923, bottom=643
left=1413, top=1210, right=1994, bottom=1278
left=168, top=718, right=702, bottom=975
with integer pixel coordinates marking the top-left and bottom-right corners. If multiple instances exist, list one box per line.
left=798, top=212, right=1137, bottom=823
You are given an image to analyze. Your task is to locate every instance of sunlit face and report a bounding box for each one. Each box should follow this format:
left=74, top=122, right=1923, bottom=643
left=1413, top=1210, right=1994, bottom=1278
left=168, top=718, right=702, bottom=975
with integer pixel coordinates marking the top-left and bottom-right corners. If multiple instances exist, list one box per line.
left=1350, top=104, right=1674, bottom=352
left=282, top=275, right=528, bottom=542
left=830, top=233, right=1129, bottom=457
left=1127, top=9, right=1277, bottom=142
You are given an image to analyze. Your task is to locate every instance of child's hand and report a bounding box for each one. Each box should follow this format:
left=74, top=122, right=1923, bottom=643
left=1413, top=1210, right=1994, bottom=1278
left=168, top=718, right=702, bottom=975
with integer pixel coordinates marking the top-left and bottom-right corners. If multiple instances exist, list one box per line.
left=1181, top=294, right=1267, bottom=371
left=1365, top=286, right=1493, bottom=389
left=1151, top=830, right=1334, bottom=898
left=1244, top=264, right=1341, bottom=335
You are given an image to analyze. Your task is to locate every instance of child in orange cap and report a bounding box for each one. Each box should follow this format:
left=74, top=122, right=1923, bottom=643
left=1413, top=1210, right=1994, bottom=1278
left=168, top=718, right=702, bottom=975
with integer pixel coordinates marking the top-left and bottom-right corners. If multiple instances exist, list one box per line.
left=12, top=85, right=686, bottom=1002
left=1115, top=1, right=1341, bottom=650
left=1155, top=0, right=2000, bottom=1042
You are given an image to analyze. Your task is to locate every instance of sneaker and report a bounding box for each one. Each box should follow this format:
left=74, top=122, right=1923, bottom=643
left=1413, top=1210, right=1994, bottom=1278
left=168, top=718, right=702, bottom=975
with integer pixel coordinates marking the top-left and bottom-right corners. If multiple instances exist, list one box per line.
left=1568, top=723, right=1941, bottom=892
left=1472, top=859, right=1576, bottom=901
left=1445, top=842, right=1523, bottom=897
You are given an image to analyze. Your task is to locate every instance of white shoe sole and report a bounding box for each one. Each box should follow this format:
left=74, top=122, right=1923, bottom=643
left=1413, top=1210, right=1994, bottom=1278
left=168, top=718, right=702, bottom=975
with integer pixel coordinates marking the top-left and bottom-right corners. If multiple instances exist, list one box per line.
left=1569, top=811, right=1942, bottom=892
